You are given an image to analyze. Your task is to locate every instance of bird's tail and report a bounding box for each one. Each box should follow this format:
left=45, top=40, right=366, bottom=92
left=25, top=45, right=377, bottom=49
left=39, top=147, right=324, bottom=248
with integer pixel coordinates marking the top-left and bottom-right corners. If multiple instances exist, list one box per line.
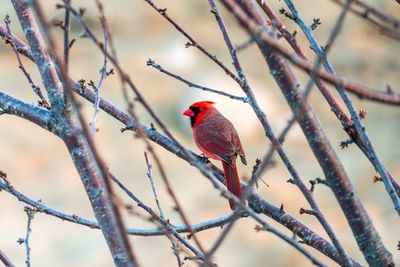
left=222, top=159, right=242, bottom=210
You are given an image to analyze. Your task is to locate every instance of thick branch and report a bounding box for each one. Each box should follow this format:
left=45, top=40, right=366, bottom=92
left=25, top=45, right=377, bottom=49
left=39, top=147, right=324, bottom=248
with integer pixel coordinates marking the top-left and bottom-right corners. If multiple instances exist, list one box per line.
left=10, top=1, right=63, bottom=110
left=0, top=91, right=50, bottom=130
left=0, top=250, right=15, bottom=267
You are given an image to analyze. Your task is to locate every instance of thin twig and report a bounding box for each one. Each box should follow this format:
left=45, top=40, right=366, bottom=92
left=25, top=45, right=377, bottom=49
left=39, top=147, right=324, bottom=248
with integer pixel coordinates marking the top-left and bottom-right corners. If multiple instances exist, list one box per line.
left=115, top=161, right=182, bottom=266
left=3, top=15, right=50, bottom=109
left=147, top=59, right=248, bottom=103
left=145, top=140, right=209, bottom=260
left=143, top=0, right=243, bottom=86
left=21, top=207, right=36, bottom=267
left=90, top=14, right=109, bottom=136
left=63, top=0, right=71, bottom=69
left=144, top=152, right=165, bottom=219
left=202, top=210, right=240, bottom=264
left=208, top=0, right=246, bottom=83
left=329, top=0, right=400, bottom=41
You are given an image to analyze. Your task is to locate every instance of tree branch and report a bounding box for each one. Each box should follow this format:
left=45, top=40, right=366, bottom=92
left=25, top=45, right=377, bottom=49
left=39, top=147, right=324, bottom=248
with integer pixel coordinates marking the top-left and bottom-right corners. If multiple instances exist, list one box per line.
left=0, top=91, right=50, bottom=130
left=329, top=0, right=400, bottom=41
left=146, top=59, right=248, bottom=103
left=0, top=250, right=15, bottom=267
left=3, top=15, right=50, bottom=109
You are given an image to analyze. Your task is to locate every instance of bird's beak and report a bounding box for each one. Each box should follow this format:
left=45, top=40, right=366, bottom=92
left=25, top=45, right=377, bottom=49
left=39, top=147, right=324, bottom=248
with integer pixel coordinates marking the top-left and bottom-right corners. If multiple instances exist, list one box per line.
left=183, top=109, right=194, bottom=117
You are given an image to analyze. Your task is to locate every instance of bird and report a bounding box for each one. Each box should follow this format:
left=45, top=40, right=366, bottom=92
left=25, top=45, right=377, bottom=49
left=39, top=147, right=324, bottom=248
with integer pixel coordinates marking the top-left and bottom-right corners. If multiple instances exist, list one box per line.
left=183, top=101, right=246, bottom=210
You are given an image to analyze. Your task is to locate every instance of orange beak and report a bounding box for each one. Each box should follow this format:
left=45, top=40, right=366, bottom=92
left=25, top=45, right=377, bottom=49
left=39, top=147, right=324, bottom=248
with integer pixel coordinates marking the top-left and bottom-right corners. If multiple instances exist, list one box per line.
left=183, top=109, right=194, bottom=117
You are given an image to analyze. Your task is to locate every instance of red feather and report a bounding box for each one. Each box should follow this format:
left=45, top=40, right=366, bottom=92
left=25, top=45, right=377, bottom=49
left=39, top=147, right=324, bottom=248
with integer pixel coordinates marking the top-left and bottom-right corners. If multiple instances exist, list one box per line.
left=222, top=157, right=242, bottom=210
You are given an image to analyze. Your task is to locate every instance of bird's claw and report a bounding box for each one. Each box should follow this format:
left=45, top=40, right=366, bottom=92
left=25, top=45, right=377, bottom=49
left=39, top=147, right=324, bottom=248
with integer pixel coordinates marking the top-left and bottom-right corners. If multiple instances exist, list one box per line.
left=199, top=154, right=210, bottom=164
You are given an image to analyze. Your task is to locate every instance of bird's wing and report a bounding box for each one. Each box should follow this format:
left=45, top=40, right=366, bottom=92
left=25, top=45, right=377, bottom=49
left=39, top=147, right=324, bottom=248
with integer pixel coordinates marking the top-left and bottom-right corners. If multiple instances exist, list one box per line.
left=194, top=115, right=239, bottom=164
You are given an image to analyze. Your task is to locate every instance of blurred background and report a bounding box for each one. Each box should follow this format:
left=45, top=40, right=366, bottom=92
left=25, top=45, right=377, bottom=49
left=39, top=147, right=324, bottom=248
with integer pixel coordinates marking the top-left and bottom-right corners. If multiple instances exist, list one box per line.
left=0, top=0, right=399, bottom=266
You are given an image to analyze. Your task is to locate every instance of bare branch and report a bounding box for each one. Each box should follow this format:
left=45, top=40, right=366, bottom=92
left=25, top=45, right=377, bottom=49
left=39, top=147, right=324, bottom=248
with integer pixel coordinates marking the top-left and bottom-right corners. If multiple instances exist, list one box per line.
left=0, top=24, right=33, bottom=59
left=63, top=0, right=71, bottom=69
left=90, top=13, right=109, bottom=136
left=143, top=0, right=243, bottom=86
left=147, top=59, right=248, bottom=103
left=21, top=207, right=36, bottom=267
left=10, top=2, right=64, bottom=111
left=256, top=1, right=400, bottom=200
left=0, top=250, right=15, bottom=267
left=329, top=0, right=400, bottom=41
left=3, top=15, right=50, bottom=109
left=0, top=91, right=50, bottom=130
left=208, top=0, right=245, bottom=80
left=144, top=152, right=165, bottom=219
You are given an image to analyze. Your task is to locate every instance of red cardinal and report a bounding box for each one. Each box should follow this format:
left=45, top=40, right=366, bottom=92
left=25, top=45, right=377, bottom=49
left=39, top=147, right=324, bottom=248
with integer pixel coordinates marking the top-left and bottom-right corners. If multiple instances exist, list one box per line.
left=183, top=101, right=247, bottom=210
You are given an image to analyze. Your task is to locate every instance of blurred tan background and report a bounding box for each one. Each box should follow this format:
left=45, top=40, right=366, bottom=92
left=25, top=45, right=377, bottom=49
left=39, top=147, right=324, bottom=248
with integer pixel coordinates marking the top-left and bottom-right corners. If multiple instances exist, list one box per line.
left=1, top=0, right=399, bottom=266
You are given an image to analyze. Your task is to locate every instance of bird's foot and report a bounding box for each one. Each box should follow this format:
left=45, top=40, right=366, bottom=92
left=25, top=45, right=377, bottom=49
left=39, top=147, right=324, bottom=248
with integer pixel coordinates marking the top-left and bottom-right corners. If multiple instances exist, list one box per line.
left=199, top=153, right=210, bottom=164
